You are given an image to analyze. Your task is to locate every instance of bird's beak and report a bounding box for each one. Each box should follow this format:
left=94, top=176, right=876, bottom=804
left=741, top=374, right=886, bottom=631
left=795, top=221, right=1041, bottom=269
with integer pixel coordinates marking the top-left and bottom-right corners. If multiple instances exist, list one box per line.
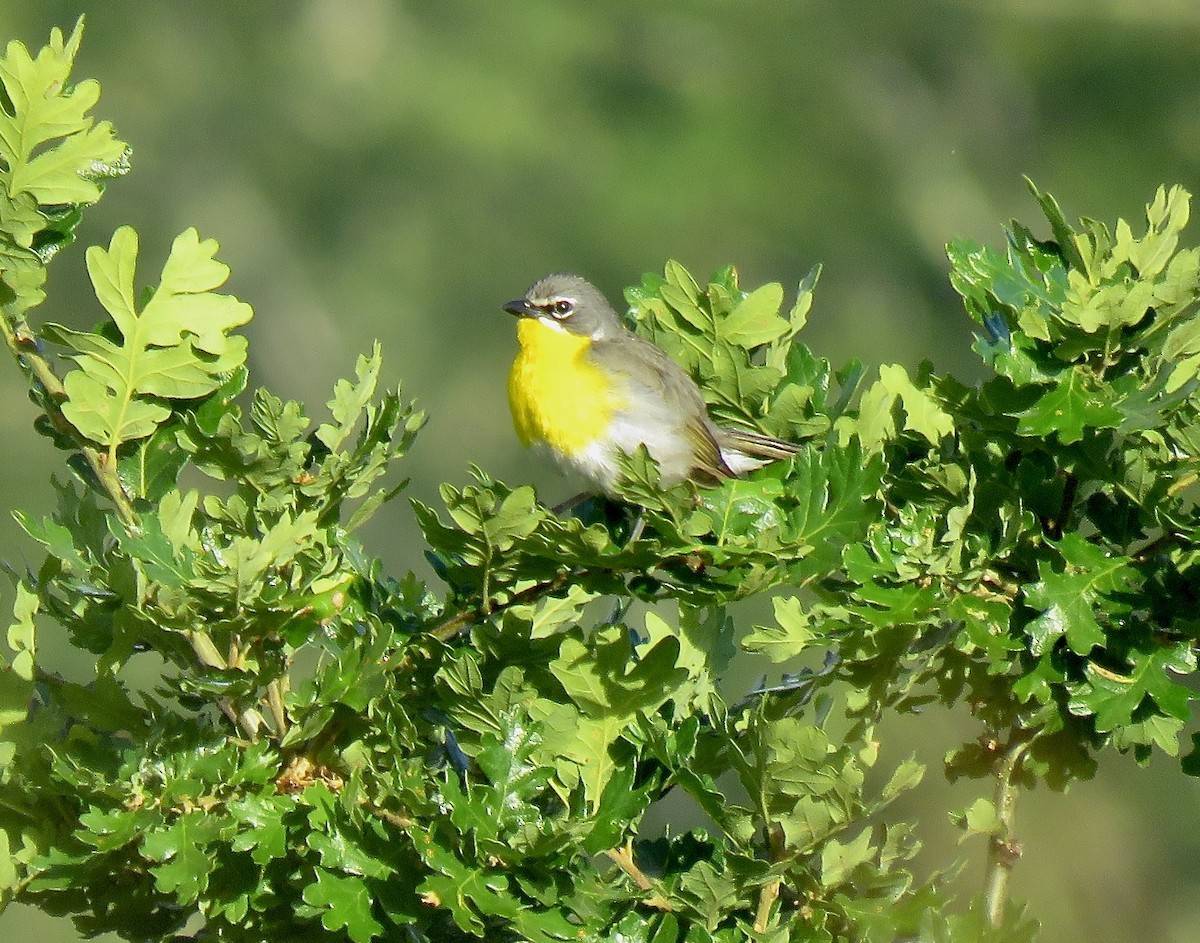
left=503, top=298, right=536, bottom=318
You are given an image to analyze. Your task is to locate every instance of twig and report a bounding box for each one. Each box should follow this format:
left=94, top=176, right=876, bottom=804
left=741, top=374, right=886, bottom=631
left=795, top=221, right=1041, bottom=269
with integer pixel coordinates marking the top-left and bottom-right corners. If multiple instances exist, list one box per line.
left=754, top=880, right=781, bottom=933
left=605, top=843, right=673, bottom=912
left=753, top=823, right=786, bottom=932
left=266, top=677, right=288, bottom=738
left=983, top=736, right=1032, bottom=929
left=427, top=572, right=572, bottom=644
left=360, top=798, right=413, bottom=830
left=1, top=318, right=137, bottom=526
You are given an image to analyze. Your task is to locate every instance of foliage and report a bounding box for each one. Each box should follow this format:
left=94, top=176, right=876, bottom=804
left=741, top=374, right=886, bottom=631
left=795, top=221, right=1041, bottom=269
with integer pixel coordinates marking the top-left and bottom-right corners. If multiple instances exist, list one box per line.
left=0, top=20, right=1197, bottom=943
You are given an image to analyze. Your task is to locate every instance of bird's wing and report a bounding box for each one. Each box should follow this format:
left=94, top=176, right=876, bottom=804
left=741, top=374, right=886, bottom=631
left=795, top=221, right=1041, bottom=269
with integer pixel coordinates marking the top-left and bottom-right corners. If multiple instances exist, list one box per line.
left=717, top=426, right=800, bottom=460
left=586, top=334, right=732, bottom=481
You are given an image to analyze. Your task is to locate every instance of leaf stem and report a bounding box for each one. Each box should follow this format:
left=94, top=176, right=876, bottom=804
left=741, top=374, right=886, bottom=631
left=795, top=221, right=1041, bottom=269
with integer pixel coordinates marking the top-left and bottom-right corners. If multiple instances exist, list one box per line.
left=0, top=312, right=264, bottom=738
left=754, top=823, right=786, bottom=932
left=983, top=736, right=1031, bottom=929
left=426, top=571, right=572, bottom=643
left=0, top=313, right=136, bottom=526
left=605, top=842, right=673, bottom=911
left=266, top=676, right=288, bottom=738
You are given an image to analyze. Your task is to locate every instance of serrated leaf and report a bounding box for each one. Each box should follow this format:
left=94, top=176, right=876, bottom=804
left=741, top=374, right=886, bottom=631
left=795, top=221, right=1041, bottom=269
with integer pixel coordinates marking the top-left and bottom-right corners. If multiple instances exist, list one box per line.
left=742, top=595, right=812, bottom=662
left=416, top=833, right=524, bottom=936
left=550, top=625, right=686, bottom=719
left=880, top=363, right=954, bottom=444
left=229, top=794, right=290, bottom=865
left=1068, top=642, right=1195, bottom=734
left=1016, top=367, right=1123, bottom=444
left=1023, top=535, right=1135, bottom=655
left=678, top=860, right=739, bottom=931
left=303, top=869, right=384, bottom=943
left=0, top=19, right=129, bottom=247
left=140, top=813, right=221, bottom=905
left=720, top=282, right=786, bottom=347
left=316, top=342, right=383, bottom=451
left=47, top=226, right=252, bottom=453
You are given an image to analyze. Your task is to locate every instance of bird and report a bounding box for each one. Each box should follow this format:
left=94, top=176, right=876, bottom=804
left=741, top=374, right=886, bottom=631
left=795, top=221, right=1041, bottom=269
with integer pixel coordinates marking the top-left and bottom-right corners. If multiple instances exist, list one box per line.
left=503, top=272, right=799, bottom=497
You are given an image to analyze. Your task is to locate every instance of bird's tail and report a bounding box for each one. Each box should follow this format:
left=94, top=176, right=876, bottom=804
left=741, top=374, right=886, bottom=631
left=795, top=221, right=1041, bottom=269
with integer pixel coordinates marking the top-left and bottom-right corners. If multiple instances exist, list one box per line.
left=721, top=426, right=801, bottom=460
left=717, top=426, right=800, bottom=475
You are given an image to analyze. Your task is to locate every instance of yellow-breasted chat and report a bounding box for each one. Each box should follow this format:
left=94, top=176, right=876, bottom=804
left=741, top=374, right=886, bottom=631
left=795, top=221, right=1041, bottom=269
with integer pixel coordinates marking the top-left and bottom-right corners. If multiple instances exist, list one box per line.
left=504, top=273, right=798, bottom=496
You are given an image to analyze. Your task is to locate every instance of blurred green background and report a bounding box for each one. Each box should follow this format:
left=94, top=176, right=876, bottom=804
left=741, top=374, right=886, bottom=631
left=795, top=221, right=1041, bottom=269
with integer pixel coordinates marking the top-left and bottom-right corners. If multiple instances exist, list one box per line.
left=3, top=1, right=1200, bottom=940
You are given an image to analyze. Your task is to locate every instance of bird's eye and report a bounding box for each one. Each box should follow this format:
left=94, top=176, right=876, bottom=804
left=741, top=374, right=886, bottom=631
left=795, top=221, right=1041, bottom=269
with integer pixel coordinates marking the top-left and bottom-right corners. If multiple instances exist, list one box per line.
left=551, top=299, right=573, bottom=318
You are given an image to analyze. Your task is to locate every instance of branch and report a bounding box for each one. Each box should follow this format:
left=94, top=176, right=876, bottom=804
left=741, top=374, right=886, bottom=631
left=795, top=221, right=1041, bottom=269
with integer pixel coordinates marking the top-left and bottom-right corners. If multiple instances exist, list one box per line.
left=0, top=315, right=267, bottom=739
left=754, top=823, right=786, bottom=932
left=1, top=318, right=137, bottom=527
left=983, top=736, right=1032, bottom=929
left=426, top=571, right=572, bottom=643
left=605, top=843, right=672, bottom=912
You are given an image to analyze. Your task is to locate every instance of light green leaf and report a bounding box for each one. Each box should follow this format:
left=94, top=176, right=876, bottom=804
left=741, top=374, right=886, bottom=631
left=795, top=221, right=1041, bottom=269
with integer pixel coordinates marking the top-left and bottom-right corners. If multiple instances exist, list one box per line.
left=549, top=625, right=686, bottom=719
left=5, top=582, right=37, bottom=683
left=316, top=342, right=383, bottom=451
left=0, top=829, right=16, bottom=895
left=879, top=363, right=954, bottom=445
left=820, top=828, right=874, bottom=886
left=881, top=757, right=925, bottom=802
left=0, top=19, right=128, bottom=243
left=950, top=798, right=1003, bottom=843
left=47, top=226, right=252, bottom=453
left=720, top=281, right=786, bottom=347
left=742, top=595, right=813, bottom=662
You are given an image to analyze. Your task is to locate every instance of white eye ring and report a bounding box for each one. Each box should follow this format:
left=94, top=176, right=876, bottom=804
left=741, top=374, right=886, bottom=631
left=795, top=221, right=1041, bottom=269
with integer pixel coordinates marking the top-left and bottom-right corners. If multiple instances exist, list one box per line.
left=550, top=299, right=574, bottom=318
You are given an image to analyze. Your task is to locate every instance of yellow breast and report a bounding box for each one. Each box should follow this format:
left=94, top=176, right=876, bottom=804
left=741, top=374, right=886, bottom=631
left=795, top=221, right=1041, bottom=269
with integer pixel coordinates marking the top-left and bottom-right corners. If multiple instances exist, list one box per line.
left=507, top=318, right=620, bottom=457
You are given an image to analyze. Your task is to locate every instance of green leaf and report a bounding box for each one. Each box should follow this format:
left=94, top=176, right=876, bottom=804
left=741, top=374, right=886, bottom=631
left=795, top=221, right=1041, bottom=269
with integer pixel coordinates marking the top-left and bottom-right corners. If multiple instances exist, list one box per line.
left=1068, top=641, right=1194, bottom=734
left=881, top=757, right=924, bottom=803
left=719, top=281, right=786, bottom=347
left=819, top=828, right=874, bottom=886
left=950, top=798, right=1003, bottom=842
left=1026, top=176, right=1094, bottom=279
left=583, top=761, right=658, bottom=855
left=228, top=794, right=291, bottom=866
left=46, top=226, right=252, bottom=452
left=1016, top=368, right=1123, bottom=444
left=678, top=860, right=740, bottom=931
left=302, top=869, right=385, bottom=943
left=0, top=829, right=16, bottom=896
left=549, top=625, right=687, bottom=719
left=140, top=813, right=222, bottom=905
left=880, top=363, right=955, bottom=445
left=844, top=364, right=953, bottom=450
left=0, top=584, right=37, bottom=738
left=1023, top=534, right=1135, bottom=655
left=742, top=595, right=813, bottom=662
left=316, top=342, right=383, bottom=451
left=0, top=19, right=129, bottom=245
left=415, top=831, right=528, bottom=937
